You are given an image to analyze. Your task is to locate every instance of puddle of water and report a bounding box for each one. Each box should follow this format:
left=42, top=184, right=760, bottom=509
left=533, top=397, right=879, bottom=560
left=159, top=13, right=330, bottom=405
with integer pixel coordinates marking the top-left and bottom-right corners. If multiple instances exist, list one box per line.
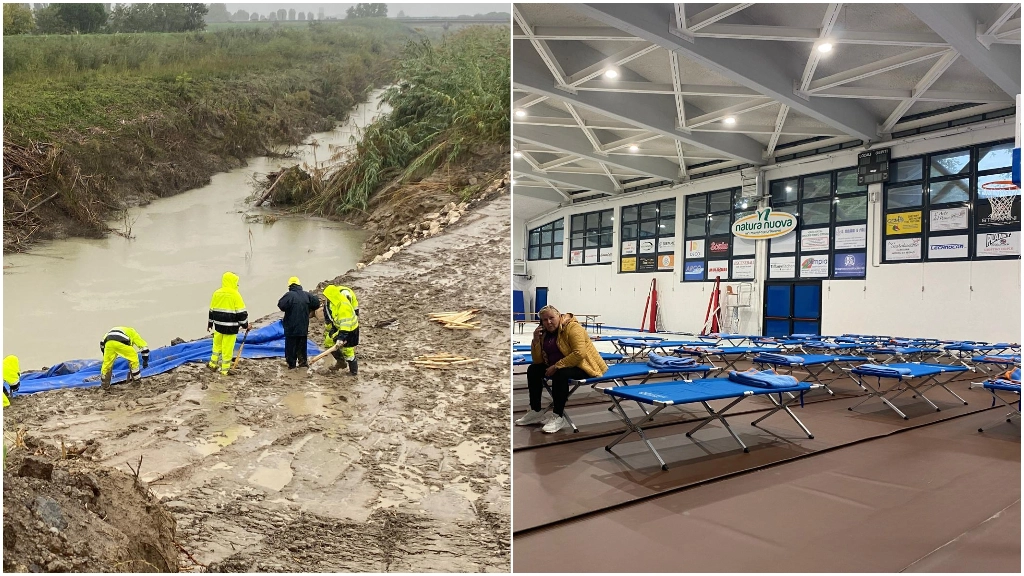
left=248, top=457, right=294, bottom=491
left=452, top=440, right=487, bottom=466
left=3, top=91, right=390, bottom=370
left=192, top=423, right=254, bottom=455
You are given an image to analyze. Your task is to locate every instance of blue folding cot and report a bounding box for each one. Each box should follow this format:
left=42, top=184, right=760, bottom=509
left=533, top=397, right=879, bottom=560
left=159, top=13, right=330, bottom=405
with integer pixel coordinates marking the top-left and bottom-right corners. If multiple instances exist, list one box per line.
left=553, top=361, right=714, bottom=433
left=849, top=363, right=969, bottom=419
left=616, top=338, right=710, bottom=361
left=675, top=345, right=783, bottom=374
left=970, top=378, right=1021, bottom=433
left=753, top=353, right=868, bottom=395
left=598, top=373, right=816, bottom=470
left=864, top=346, right=943, bottom=364
left=512, top=351, right=624, bottom=366
left=971, top=354, right=1021, bottom=374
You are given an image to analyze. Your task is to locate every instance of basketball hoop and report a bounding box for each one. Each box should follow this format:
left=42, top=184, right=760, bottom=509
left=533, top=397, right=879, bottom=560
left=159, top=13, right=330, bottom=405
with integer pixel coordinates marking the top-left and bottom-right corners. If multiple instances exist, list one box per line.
left=981, top=180, right=1020, bottom=223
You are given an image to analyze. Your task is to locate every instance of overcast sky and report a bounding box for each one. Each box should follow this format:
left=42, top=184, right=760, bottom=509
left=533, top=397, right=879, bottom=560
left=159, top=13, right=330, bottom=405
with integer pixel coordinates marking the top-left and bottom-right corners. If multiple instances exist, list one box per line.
left=224, top=4, right=508, bottom=18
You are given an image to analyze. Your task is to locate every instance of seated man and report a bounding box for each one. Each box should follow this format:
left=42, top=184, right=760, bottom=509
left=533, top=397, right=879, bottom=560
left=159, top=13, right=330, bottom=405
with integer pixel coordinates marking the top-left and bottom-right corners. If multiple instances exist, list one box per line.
left=516, top=305, right=609, bottom=433
left=99, top=327, right=150, bottom=390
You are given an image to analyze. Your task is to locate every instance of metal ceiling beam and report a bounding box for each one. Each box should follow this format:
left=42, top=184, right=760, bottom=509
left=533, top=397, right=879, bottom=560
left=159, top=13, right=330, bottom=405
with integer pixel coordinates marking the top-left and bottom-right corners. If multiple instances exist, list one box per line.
left=904, top=3, right=1021, bottom=96
left=687, top=99, right=776, bottom=128
left=513, top=185, right=567, bottom=205
left=565, top=42, right=660, bottom=88
left=513, top=94, right=547, bottom=110
left=880, top=50, right=960, bottom=133
left=575, top=3, right=881, bottom=144
left=514, top=40, right=766, bottom=164
left=689, top=24, right=949, bottom=47
left=512, top=26, right=641, bottom=41
left=686, top=4, right=754, bottom=32
left=515, top=124, right=682, bottom=181
left=513, top=6, right=571, bottom=88
left=517, top=116, right=648, bottom=131
left=514, top=158, right=620, bottom=196
left=812, top=86, right=1013, bottom=103
left=574, top=81, right=760, bottom=97
left=978, top=6, right=1019, bottom=47
left=805, top=47, right=948, bottom=93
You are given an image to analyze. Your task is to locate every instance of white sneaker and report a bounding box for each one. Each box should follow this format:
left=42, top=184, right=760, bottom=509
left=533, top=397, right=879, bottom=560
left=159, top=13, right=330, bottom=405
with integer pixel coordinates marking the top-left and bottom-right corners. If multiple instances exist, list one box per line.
left=542, top=415, right=568, bottom=434
left=515, top=410, right=548, bottom=426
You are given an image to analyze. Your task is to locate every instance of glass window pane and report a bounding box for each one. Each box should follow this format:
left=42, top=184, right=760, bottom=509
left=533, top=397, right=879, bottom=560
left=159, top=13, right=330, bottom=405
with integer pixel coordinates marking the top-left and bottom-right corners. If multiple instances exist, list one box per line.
left=554, top=219, right=563, bottom=230
left=600, top=210, right=613, bottom=228
left=686, top=195, right=706, bottom=216
left=929, top=178, right=969, bottom=204
left=978, top=142, right=1013, bottom=171
left=541, top=230, right=552, bottom=243
left=771, top=179, right=798, bottom=204
left=622, top=222, right=638, bottom=240
left=686, top=216, right=705, bottom=238
left=735, top=210, right=754, bottom=221
left=836, top=169, right=865, bottom=194
left=893, top=158, right=923, bottom=182
left=640, top=221, right=657, bottom=238
left=622, top=206, right=638, bottom=222
left=887, top=184, right=923, bottom=209
left=600, top=232, right=612, bottom=247
left=586, top=212, right=599, bottom=231
left=659, top=216, right=675, bottom=235
left=571, top=237, right=584, bottom=249
left=708, top=215, right=731, bottom=235
left=836, top=194, right=867, bottom=222
left=640, top=203, right=657, bottom=220
left=553, top=244, right=563, bottom=258
left=733, top=194, right=753, bottom=211
left=803, top=173, right=832, bottom=199
left=529, top=230, right=540, bottom=245
left=554, top=228, right=564, bottom=243
left=529, top=246, right=539, bottom=259
left=540, top=246, right=551, bottom=259
left=571, top=214, right=585, bottom=232
left=930, top=149, right=970, bottom=178
left=585, top=234, right=598, bottom=248
left=709, top=191, right=732, bottom=212
left=800, top=200, right=831, bottom=226
left=660, top=201, right=676, bottom=218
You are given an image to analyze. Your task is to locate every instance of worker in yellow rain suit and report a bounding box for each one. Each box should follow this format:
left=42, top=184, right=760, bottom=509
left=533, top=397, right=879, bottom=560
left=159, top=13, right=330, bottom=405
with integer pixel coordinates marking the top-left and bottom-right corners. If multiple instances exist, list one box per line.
left=100, top=327, right=150, bottom=390
left=208, top=271, right=250, bottom=375
left=3, top=355, right=19, bottom=405
left=323, top=285, right=359, bottom=375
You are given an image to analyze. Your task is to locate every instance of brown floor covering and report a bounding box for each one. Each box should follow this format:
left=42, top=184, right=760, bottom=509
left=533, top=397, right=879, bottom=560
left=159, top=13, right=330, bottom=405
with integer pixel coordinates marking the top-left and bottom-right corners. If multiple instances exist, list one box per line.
left=513, top=375, right=1003, bottom=531
left=513, top=409, right=1020, bottom=572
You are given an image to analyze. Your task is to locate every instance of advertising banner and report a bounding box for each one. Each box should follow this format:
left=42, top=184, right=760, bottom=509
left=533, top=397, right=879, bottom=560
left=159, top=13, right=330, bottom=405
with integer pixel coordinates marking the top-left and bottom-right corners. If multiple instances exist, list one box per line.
left=584, top=248, right=598, bottom=263
left=771, top=232, right=797, bottom=254
left=835, top=224, right=867, bottom=249
left=733, top=236, right=756, bottom=256
left=769, top=257, right=796, bottom=278
left=683, top=261, right=704, bottom=281
left=658, top=254, right=675, bottom=271
left=976, top=231, right=1021, bottom=257
left=732, top=208, right=797, bottom=239
left=929, top=206, right=969, bottom=231
left=569, top=250, right=583, bottom=265
left=658, top=237, right=675, bottom=253
left=620, top=257, right=637, bottom=272
left=886, top=211, right=922, bottom=235
left=833, top=252, right=866, bottom=278
left=885, top=237, right=922, bottom=260
left=639, top=239, right=656, bottom=254
left=709, top=238, right=730, bottom=257
left=799, top=254, right=829, bottom=278
left=927, top=235, right=969, bottom=259
left=732, top=258, right=755, bottom=279
left=599, top=247, right=614, bottom=262
left=621, top=240, right=637, bottom=255
left=638, top=255, right=657, bottom=271
left=801, top=228, right=830, bottom=252
left=707, top=260, right=729, bottom=280
left=685, top=239, right=705, bottom=259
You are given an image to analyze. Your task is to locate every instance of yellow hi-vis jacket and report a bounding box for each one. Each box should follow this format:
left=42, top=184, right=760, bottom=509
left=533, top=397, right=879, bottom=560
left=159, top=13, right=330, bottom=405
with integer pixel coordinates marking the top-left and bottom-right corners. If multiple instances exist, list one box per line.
left=100, top=327, right=150, bottom=356
left=3, top=356, right=19, bottom=388
left=208, top=272, right=249, bottom=335
left=324, top=285, right=359, bottom=335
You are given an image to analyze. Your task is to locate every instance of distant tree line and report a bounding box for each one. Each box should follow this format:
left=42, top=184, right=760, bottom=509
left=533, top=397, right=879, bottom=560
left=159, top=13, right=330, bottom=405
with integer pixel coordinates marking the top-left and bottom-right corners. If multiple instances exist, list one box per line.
left=3, top=3, right=209, bottom=35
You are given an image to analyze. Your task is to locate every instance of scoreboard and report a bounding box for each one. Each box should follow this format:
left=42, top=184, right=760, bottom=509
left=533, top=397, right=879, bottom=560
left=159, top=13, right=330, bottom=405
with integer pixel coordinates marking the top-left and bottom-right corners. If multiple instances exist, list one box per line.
left=857, top=148, right=891, bottom=186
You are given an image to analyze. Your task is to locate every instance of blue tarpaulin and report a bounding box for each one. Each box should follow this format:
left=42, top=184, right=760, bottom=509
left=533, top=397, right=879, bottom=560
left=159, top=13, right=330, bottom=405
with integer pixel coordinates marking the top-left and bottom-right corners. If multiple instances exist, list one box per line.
left=17, top=320, right=320, bottom=394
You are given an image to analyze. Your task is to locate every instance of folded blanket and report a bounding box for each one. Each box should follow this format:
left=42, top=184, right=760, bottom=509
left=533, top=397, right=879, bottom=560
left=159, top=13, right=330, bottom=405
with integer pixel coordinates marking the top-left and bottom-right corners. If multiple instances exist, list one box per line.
left=982, top=355, right=1021, bottom=363
left=647, top=352, right=696, bottom=368
left=728, top=369, right=799, bottom=389
left=757, top=353, right=805, bottom=364
left=854, top=364, right=912, bottom=378
left=512, top=353, right=529, bottom=364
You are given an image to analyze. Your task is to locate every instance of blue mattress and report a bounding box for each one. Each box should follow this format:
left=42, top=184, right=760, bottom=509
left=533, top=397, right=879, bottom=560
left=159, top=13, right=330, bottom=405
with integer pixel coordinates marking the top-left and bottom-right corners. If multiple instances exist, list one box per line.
left=984, top=380, right=1021, bottom=393
left=865, top=346, right=938, bottom=354
left=755, top=354, right=867, bottom=366
left=604, top=377, right=810, bottom=405
left=512, top=344, right=531, bottom=351
left=973, top=354, right=1021, bottom=363
left=944, top=343, right=998, bottom=352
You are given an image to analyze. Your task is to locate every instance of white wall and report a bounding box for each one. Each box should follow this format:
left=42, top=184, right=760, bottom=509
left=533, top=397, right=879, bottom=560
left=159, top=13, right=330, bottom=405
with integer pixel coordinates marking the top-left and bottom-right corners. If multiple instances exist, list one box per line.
left=516, top=119, right=1022, bottom=342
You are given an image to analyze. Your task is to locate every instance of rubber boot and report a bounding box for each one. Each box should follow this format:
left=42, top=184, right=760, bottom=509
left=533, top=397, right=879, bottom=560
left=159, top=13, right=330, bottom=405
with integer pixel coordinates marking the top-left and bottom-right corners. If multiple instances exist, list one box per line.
left=329, top=350, right=346, bottom=372
left=348, top=358, right=358, bottom=376
left=100, top=371, right=112, bottom=391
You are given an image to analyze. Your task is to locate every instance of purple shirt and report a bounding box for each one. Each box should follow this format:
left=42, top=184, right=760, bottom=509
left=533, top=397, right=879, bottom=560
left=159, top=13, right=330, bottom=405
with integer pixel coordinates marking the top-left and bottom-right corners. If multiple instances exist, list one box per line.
left=543, top=332, right=565, bottom=365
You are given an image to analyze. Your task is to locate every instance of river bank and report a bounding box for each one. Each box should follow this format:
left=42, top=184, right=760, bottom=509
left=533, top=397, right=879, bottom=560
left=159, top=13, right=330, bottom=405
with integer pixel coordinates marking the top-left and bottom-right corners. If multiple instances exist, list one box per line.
left=3, top=188, right=511, bottom=571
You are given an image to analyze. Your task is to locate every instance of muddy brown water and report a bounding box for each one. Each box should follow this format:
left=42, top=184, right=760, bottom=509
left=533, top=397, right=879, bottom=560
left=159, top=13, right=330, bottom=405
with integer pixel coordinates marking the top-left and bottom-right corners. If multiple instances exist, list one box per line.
left=4, top=90, right=390, bottom=370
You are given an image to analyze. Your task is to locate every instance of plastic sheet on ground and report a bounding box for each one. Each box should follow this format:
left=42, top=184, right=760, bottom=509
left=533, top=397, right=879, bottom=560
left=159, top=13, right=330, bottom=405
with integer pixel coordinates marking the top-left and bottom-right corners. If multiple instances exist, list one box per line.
left=17, top=321, right=320, bottom=394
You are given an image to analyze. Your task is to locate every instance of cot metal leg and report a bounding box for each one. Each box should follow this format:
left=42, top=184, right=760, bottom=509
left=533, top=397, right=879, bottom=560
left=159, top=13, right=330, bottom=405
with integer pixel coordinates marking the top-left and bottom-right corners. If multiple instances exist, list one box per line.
left=849, top=377, right=910, bottom=420
left=688, top=398, right=748, bottom=452
left=605, top=397, right=669, bottom=470
left=920, top=374, right=968, bottom=406
left=751, top=393, right=814, bottom=439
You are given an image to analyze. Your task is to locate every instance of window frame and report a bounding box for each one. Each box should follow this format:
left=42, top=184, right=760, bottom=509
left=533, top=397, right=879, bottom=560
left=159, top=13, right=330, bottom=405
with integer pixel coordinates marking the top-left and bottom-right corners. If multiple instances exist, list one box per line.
left=527, top=218, right=564, bottom=262
left=681, top=188, right=747, bottom=282
left=568, top=209, right=614, bottom=266
left=619, top=199, right=676, bottom=273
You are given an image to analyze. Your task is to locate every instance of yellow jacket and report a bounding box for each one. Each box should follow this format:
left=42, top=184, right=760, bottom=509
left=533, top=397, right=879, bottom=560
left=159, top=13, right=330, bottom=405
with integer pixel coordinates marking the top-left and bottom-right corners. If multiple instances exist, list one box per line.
left=208, top=272, right=249, bottom=335
left=531, top=313, right=608, bottom=377
left=3, top=355, right=19, bottom=387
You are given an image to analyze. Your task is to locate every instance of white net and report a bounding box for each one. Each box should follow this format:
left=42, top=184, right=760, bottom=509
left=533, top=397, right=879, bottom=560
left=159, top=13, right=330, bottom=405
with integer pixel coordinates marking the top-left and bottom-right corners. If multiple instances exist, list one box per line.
left=989, top=194, right=1017, bottom=222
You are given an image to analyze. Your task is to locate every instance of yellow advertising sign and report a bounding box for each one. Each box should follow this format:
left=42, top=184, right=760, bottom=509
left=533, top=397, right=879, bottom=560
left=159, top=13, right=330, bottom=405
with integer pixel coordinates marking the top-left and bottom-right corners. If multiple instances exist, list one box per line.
left=886, top=211, right=922, bottom=235
left=620, top=257, right=637, bottom=272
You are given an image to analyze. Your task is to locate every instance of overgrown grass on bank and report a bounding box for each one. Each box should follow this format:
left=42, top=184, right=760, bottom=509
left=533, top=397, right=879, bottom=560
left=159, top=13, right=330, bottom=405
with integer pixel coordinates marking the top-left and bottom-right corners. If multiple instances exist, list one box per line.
left=2, top=20, right=415, bottom=252
left=278, top=26, right=510, bottom=216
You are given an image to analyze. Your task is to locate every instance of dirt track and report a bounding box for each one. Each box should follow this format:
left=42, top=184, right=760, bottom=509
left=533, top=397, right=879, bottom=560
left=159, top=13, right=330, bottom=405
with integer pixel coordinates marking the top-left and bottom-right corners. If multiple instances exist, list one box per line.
left=3, top=194, right=511, bottom=572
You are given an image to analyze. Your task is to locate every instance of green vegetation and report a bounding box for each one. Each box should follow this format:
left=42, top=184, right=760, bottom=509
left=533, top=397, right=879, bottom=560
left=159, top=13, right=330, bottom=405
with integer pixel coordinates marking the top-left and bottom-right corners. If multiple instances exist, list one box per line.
left=294, top=25, right=510, bottom=215
left=2, top=19, right=415, bottom=252
left=3, top=4, right=36, bottom=35
left=347, top=4, right=389, bottom=19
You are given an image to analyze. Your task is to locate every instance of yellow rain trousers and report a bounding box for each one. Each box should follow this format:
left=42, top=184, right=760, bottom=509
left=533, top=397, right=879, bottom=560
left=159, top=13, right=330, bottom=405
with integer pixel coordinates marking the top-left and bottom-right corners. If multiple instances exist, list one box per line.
left=208, top=272, right=248, bottom=375
left=323, top=285, right=359, bottom=361
left=100, top=327, right=148, bottom=379
left=3, top=355, right=20, bottom=390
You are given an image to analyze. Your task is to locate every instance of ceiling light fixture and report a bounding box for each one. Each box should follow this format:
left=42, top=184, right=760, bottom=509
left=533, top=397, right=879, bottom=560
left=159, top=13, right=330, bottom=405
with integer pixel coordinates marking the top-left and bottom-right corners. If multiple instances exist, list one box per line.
left=510, top=178, right=517, bottom=185
left=515, top=109, right=527, bottom=118
left=513, top=151, right=522, bottom=159
left=723, top=117, right=736, bottom=125
left=629, top=144, right=639, bottom=152
left=604, top=69, right=619, bottom=79
left=817, top=42, right=833, bottom=54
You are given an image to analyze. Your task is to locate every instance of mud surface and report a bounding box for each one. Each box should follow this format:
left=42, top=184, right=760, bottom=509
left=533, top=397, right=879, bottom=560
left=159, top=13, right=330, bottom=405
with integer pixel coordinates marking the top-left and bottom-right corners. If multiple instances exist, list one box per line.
left=3, top=195, right=511, bottom=572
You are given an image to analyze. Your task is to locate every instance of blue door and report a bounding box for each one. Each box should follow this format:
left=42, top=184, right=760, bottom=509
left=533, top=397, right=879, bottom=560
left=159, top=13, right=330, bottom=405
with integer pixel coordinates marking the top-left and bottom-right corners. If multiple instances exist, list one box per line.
left=535, top=287, right=548, bottom=314
left=763, top=282, right=822, bottom=337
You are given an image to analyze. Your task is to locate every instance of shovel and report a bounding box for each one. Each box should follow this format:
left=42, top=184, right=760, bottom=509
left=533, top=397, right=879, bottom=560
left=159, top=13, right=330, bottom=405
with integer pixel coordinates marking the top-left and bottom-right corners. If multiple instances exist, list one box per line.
left=306, top=343, right=341, bottom=375
left=231, top=327, right=251, bottom=370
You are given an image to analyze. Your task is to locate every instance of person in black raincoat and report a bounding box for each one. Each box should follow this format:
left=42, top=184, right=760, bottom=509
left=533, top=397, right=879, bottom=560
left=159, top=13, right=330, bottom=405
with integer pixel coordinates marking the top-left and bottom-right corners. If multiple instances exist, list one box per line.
left=277, top=276, right=321, bottom=369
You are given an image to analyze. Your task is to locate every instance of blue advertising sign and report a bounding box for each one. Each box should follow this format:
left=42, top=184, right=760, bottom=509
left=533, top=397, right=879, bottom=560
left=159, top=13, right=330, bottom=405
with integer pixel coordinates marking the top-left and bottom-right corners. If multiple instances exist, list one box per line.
left=833, top=252, right=866, bottom=278
left=683, top=261, right=705, bottom=281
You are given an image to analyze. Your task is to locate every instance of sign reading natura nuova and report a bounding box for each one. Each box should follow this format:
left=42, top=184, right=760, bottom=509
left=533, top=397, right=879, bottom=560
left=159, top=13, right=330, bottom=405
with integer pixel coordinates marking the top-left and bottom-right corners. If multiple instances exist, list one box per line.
left=732, top=208, right=797, bottom=239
